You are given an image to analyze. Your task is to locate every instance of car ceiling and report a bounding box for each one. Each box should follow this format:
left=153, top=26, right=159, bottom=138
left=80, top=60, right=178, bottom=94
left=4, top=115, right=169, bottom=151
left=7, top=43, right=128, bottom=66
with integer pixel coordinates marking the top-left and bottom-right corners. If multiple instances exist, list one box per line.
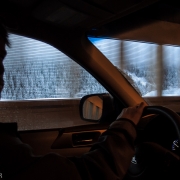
left=0, top=0, right=180, bottom=45
left=0, top=0, right=175, bottom=35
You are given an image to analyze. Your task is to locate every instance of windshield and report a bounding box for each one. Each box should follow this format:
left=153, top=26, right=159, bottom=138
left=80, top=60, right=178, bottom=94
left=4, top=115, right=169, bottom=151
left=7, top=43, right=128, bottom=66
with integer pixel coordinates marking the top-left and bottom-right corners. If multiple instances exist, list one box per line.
left=89, top=37, right=180, bottom=112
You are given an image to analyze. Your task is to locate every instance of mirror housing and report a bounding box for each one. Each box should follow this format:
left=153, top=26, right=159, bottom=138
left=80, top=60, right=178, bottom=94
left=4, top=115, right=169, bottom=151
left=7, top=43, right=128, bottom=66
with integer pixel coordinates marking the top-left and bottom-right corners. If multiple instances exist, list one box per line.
left=79, top=93, right=118, bottom=123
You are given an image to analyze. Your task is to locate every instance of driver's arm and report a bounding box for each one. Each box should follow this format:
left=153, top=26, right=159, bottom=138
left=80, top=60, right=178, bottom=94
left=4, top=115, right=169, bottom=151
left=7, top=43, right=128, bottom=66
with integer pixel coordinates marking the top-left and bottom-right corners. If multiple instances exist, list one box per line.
left=70, top=102, right=146, bottom=180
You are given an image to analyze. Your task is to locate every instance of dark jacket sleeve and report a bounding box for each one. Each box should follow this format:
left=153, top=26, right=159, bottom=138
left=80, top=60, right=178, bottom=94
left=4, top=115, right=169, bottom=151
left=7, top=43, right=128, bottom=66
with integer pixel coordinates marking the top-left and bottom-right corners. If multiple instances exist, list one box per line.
left=0, top=118, right=137, bottom=180
left=70, top=118, right=137, bottom=180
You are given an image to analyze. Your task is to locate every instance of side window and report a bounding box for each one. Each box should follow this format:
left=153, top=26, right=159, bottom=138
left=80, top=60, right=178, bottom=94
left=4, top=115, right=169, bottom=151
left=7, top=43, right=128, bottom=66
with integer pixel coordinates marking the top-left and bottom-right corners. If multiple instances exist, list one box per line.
left=2, top=34, right=107, bottom=100
left=0, top=34, right=107, bottom=130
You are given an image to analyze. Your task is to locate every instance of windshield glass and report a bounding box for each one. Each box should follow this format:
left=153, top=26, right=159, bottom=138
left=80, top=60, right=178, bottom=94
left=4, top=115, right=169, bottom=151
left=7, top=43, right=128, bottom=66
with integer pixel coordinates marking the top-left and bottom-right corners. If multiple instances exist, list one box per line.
left=89, top=37, right=180, bottom=112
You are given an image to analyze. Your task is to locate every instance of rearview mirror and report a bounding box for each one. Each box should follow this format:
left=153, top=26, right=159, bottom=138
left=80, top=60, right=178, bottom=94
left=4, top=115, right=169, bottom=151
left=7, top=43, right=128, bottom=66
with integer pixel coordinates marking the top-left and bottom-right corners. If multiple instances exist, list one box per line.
left=79, top=93, right=118, bottom=123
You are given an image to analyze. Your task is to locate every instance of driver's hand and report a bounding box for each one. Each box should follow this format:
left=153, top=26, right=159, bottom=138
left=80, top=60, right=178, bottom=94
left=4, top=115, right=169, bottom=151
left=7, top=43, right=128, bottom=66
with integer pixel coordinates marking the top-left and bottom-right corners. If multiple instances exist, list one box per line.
left=117, top=102, right=146, bottom=125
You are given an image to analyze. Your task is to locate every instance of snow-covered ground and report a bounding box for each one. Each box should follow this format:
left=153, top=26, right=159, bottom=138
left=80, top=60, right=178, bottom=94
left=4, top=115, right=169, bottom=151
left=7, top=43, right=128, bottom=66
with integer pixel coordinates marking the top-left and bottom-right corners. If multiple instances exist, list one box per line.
left=121, top=71, right=155, bottom=96
left=144, top=88, right=180, bottom=97
left=122, top=70, right=180, bottom=97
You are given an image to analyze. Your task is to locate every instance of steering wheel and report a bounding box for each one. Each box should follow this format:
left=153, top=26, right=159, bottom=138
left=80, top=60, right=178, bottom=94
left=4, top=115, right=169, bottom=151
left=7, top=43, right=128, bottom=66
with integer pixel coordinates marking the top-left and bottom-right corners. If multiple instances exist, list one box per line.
left=124, top=106, right=180, bottom=180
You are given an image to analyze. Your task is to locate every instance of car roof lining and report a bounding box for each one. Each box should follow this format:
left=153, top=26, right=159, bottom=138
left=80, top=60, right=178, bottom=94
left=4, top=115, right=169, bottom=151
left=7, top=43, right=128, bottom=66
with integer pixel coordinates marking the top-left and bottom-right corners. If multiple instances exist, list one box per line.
left=0, top=0, right=160, bottom=33
left=1, top=0, right=180, bottom=46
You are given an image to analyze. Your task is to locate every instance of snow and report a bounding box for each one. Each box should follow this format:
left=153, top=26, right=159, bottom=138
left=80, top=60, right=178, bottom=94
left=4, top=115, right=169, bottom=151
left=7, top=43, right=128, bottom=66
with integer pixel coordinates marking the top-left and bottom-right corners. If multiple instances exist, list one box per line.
left=120, top=69, right=180, bottom=97
left=144, top=88, right=180, bottom=97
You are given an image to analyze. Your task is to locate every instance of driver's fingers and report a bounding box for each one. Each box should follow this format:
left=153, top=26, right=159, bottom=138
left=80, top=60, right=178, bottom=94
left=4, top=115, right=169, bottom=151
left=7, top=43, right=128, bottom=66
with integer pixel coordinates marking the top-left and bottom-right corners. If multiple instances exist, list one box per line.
left=127, top=102, right=145, bottom=113
left=116, top=102, right=146, bottom=120
left=135, top=102, right=146, bottom=111
left=136, top=102, right=145, bottom=108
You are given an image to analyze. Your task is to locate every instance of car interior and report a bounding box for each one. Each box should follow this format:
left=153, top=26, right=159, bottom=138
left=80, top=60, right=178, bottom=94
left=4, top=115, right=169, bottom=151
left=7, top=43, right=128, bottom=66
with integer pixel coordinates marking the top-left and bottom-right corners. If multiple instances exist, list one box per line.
left=1, top=0, right=180, bottom=179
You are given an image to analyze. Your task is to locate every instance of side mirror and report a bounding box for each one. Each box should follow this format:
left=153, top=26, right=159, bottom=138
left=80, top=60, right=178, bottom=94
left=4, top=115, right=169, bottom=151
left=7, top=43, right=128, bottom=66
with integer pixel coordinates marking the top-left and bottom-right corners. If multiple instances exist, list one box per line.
left=79, top=93, right=118, bottom=123
left=82, top=95, right=103, bottom=120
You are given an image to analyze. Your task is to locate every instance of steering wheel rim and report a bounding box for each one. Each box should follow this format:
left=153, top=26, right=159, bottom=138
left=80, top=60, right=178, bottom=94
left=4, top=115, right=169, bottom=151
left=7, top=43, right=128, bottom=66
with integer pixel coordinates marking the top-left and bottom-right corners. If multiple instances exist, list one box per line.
left=143, top=106, right=180, bottom=155
left=125, top=106, right=180, bottom=180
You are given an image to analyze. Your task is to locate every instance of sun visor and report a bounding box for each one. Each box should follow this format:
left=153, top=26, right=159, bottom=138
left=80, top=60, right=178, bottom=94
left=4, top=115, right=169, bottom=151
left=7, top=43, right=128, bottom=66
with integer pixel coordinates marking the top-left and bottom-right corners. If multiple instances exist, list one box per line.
left=114, top=20, right=180, bottom=46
